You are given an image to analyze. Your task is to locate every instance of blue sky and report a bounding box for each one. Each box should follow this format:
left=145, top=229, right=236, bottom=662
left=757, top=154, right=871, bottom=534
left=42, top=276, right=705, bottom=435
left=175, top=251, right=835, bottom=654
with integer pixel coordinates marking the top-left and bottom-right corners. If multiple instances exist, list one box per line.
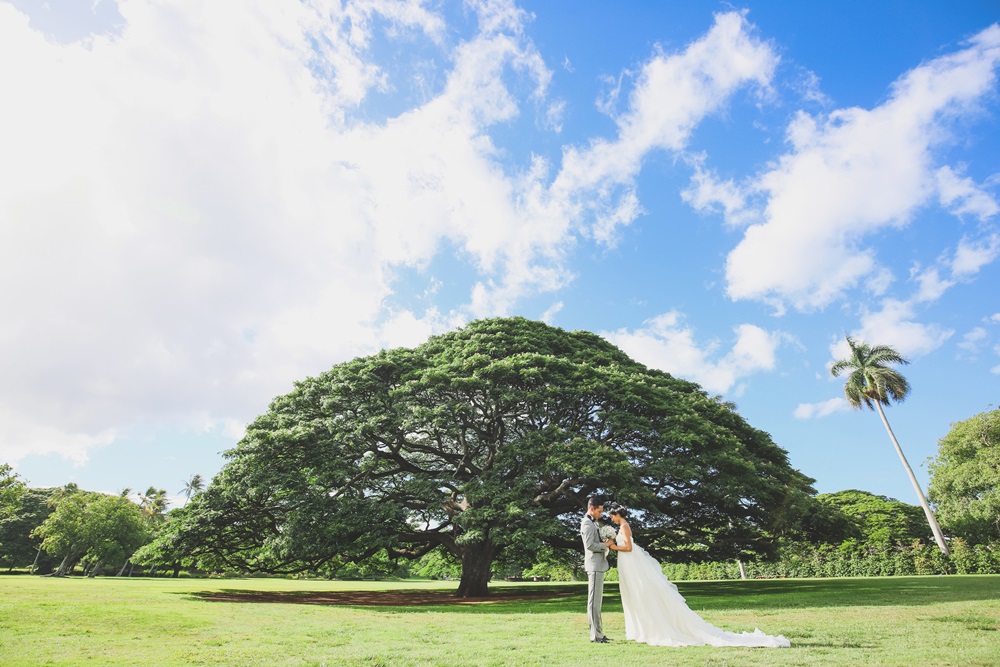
left=2, top=0, right=998, bottom=511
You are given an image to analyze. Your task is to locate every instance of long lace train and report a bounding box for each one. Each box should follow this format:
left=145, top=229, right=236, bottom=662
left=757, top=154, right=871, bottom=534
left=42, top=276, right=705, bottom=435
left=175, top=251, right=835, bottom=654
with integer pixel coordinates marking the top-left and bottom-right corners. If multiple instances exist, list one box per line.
left=616, top=534, right=790, bottom=648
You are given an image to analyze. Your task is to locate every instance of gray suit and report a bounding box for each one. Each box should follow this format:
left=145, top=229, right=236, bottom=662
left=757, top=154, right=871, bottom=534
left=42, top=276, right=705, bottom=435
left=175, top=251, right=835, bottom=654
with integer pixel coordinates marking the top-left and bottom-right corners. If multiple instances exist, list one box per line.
left=580, top=514, right=610, bottom=641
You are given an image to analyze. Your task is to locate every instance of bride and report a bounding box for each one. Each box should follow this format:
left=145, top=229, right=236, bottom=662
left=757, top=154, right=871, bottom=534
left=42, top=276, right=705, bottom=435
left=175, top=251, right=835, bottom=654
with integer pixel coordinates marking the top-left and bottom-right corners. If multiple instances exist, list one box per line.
left=604, top=503, right=790, bottom=648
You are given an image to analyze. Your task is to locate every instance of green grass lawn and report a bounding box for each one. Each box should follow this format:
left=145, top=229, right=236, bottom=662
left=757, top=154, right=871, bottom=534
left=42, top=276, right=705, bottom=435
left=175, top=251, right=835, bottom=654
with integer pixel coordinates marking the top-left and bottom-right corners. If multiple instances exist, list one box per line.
left=1, top=574, right=998, bottom=666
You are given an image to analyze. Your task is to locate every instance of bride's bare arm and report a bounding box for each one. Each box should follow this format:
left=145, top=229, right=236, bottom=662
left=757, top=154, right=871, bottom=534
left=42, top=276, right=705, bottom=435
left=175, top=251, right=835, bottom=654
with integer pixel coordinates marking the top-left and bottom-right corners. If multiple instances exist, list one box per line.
left=609, top=521, right=633, bottom=552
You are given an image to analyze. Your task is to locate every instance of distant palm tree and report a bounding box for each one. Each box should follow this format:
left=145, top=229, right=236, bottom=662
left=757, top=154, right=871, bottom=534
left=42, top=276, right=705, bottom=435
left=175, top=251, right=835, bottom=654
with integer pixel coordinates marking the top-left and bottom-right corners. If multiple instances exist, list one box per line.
left=138, top=487, right=169, bottom=525
left=831, top=336, right=949, bottom=555
left=180, top=474, right=204, bottom=501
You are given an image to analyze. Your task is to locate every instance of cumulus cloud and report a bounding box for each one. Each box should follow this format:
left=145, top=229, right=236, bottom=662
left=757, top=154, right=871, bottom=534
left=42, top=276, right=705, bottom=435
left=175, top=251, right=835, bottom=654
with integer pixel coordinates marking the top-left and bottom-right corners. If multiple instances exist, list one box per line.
left=551, top=10, right=777, bottom=243
left=681, top=154, right=755, bottom=227
left=603, top=312, right=781, bottom=395
left=0, top=3, right=782, bottom=466
left=724, top=24, right=1000, bottom=312
left=854, top=299, right=954, bottom=358
left=952, top=233, right=1000, bottom=277
left=936, top=166, right=1000, bottom=220
left=0, top=0, right=551, bottom=464
left=793, top=397, right=849, bottom=420
left=958, top=326, right=988, bottom=354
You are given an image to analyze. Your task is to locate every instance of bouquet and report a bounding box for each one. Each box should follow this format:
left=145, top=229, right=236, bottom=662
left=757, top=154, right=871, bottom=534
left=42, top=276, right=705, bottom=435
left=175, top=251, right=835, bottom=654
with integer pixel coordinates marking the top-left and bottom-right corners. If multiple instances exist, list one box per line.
left=598, top=525, right=616, bottom=543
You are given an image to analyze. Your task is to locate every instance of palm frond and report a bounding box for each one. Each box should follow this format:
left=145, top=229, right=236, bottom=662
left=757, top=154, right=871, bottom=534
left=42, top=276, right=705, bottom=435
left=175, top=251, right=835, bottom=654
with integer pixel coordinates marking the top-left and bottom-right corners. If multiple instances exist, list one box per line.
left=831, top=337, right=910, bottom=409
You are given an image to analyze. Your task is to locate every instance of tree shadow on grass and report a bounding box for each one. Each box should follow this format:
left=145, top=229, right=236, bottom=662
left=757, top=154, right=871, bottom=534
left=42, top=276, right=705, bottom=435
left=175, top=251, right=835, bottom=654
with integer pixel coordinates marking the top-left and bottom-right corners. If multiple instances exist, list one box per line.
left=187, top=576, right=1000, bottom=614
left=189, top=584, right=583, bottom=614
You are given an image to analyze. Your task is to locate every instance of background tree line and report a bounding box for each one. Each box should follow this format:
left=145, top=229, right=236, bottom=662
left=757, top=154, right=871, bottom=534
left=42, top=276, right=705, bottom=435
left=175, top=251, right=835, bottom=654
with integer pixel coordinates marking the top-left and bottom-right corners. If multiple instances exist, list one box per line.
left=0, top=474, right=203, bottom=576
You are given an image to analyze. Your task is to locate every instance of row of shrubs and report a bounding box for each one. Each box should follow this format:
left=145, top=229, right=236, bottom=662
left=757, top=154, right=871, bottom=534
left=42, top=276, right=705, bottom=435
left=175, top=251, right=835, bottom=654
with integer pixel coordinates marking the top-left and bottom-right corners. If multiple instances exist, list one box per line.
left=663, top=539, right=1000, bottom=580
left=520, top=539, right=1000, bottom=582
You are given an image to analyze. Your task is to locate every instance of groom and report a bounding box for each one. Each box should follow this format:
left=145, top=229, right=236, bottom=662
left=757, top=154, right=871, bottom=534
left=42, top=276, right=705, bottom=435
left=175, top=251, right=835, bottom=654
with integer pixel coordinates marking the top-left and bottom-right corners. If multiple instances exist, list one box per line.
left=580, top=496, right=611, bottom=643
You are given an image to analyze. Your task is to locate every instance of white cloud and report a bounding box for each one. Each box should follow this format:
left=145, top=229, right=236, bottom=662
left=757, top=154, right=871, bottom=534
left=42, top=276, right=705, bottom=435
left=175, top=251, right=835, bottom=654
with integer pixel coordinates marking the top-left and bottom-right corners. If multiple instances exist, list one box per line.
left=539, top=301, right=563, bottom=324
left=0, top=3, right=786, bottom=466
left=551, top=11, right=777, bottom=243
left=865, top=267, right=896, bottom=297
left=376, top=308, right=465, bottom=350
left=724, top=24, right=1000, bottom=311
left=958, top=326, right=988, bottom=353
left=0, top=406, right=116, bottom=466
left=834, top=298, right=954, bottom=360
left=681, top=154, right=754, bottom=227
left=603, top=312, right=781, bottom=395
left=952, top=233, right=1000, bottom=277
left=936, top=165, right=1000, bottom=220
left=793, top=397, right=849, bottom=420
left=912, top=266, right=955, bottom=303
left=0, top=0, right=557, bottom=465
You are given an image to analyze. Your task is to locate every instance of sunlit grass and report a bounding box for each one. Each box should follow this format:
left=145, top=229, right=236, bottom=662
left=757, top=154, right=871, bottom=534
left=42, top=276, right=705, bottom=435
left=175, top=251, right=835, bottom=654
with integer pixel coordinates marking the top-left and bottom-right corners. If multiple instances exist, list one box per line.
left=1, top=575, right=997, bottom=666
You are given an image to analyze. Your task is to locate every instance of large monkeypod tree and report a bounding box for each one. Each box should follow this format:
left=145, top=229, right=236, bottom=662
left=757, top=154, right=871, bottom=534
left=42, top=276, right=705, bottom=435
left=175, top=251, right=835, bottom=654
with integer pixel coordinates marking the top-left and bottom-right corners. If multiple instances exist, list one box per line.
left=168, top=318, right=816, bottom=597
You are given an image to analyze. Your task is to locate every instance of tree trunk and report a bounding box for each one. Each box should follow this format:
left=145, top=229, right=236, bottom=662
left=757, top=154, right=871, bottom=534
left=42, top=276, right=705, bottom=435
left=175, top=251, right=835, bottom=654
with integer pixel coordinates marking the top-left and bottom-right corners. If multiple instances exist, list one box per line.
left=875, top=402, right=950, bottom=555
left=455, top=539, right=495, bottom=598
left=54, top=547, right=80, bottom=577
left=31, top=545, right=42, bottom=574
left=172, top=562, right=181, bottom=578
left=737, top=559, right=747, bottom=580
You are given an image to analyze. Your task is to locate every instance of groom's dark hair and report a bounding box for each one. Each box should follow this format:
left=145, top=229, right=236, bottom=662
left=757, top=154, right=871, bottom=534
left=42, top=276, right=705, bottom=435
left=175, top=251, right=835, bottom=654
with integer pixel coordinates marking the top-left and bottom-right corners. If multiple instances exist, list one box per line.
left=587, top=496, right=603, bottom=508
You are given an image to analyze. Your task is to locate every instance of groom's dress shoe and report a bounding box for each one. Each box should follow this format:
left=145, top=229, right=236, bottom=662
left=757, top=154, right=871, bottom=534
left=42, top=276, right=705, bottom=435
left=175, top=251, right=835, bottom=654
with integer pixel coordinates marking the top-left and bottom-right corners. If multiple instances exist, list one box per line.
left=591, top=637, right=610, bottom=643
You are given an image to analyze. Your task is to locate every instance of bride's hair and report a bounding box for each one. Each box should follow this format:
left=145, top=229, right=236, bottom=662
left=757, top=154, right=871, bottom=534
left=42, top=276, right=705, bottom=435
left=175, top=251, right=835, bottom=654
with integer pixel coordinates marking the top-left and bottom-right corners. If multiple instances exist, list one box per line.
left=608, top=503, right=628, bottom=519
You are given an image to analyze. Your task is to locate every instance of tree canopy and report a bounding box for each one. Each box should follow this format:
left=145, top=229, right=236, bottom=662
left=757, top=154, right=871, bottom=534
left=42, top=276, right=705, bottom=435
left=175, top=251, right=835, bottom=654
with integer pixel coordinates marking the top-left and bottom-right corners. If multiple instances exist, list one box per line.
left=816, top=490, right=928, bottom=546
left=33, top=487, right=151, bottom=576
left=928, top=407, right=1000, bottom=545
left=156, top=317, right=817, bottom=596
left=1, top=463, right=25, bottom=523
left=0, top=487, right=58, bottom=572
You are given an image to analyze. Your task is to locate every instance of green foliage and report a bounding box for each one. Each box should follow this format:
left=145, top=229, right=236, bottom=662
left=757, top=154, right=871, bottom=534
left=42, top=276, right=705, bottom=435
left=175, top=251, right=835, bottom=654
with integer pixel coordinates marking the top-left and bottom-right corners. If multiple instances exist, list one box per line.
left=830, top=337, right=910, bottom=410
left=131, top=506, right=197, bottom=575
left=0, top=487, right=59, bottom=572
left=663, top=539, right=1000, bottom=580
left=948, top=538, right=1000, bottom=575
left=0, top=463, right=26, bottom=523
left=406, top=547, right=462, bottom=580
left=180, top=474, right=204, bottom=501
left=817, top=489, right=929, bottom=546
left=138, top=487, right=169, bottom=528
left=660, top=489, right=1000, bottom=581
left=166, top=318, right=817, bottom=594
left=520, top=544, right=583, bottom=581
left=928, top=407, right=1000, bottom=544
left=33, top=486, right=152, bottom=575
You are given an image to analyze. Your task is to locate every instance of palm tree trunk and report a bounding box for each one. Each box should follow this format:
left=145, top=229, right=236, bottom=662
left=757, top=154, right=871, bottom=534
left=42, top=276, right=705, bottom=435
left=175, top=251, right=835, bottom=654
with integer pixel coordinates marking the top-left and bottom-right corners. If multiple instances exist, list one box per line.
left=874, top=402, right=950, bottom=555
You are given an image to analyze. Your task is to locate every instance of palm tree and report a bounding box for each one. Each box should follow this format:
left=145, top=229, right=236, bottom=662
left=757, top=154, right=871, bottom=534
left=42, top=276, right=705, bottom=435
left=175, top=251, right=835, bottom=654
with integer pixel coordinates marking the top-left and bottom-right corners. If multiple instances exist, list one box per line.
left=830, top=336, right=949, bottom=555
left=180, top=474, right=204, bottom=501
left=138, top=486, right=169, bottom=526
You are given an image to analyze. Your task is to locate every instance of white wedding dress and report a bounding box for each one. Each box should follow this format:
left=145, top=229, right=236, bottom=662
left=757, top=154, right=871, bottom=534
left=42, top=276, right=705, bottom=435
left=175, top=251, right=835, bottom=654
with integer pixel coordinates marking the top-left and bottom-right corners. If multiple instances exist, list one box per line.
left=616, top=531, right=790, bottom=647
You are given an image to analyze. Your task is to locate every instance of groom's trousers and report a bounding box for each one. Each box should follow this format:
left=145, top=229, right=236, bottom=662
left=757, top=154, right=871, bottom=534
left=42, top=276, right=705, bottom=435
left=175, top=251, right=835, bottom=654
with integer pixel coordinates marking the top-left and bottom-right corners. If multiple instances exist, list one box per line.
left=587, top=570, right=605, bottom=640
